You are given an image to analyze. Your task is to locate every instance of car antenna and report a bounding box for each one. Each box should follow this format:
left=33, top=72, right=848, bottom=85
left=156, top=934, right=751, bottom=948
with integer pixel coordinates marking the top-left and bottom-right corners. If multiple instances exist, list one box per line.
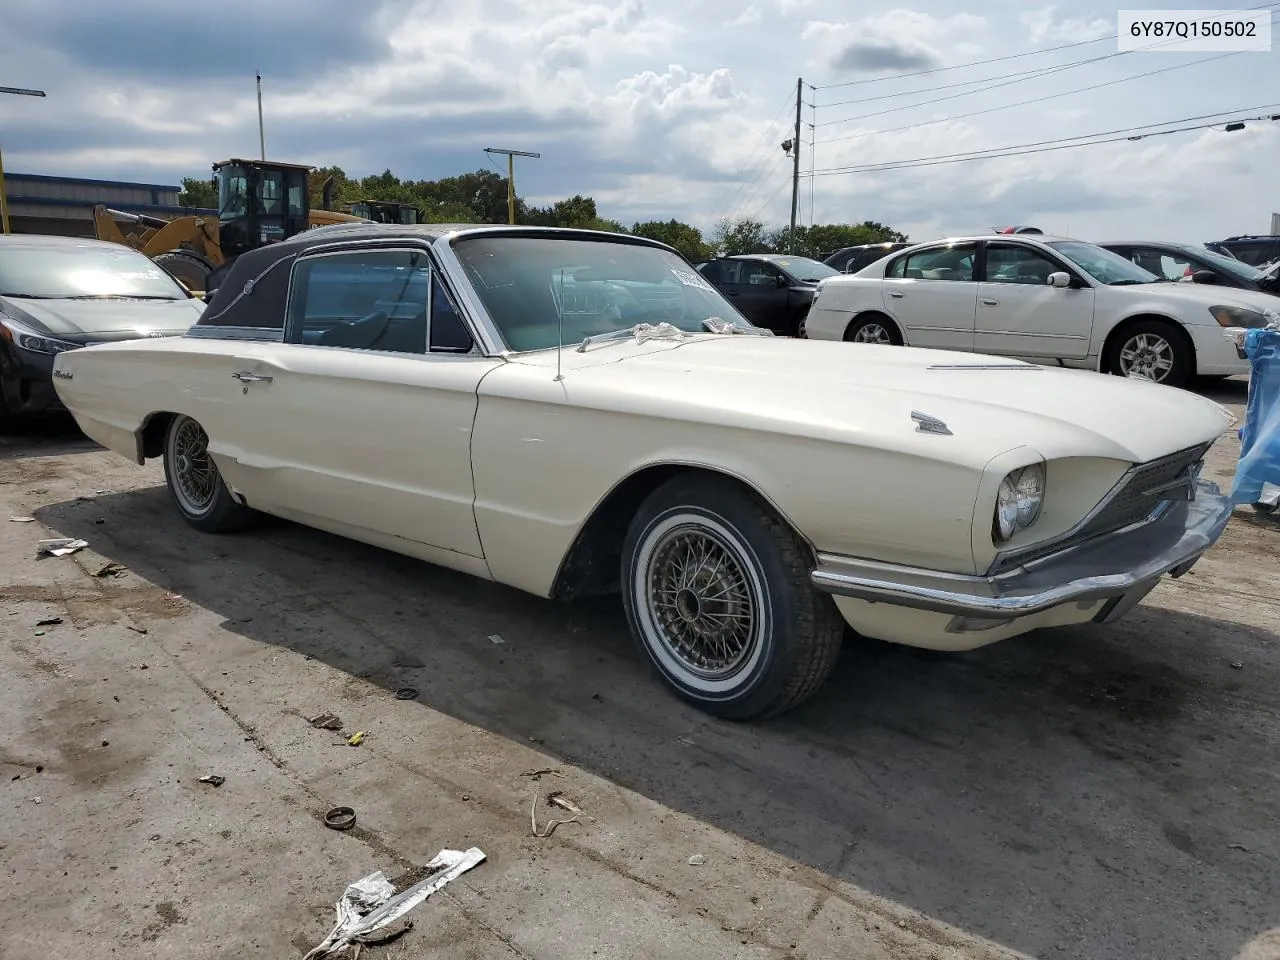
left=554, top=268, right=565, bottom=381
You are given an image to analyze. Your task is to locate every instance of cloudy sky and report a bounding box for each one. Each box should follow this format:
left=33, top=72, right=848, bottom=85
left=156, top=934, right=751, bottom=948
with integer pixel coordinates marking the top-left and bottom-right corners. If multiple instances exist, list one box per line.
left=1, top=0, right=1277, bottom=243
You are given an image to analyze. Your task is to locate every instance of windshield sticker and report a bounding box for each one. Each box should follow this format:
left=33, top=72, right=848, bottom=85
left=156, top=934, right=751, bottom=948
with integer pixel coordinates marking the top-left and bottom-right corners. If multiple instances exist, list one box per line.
left=671, top=268, right=714, bottom=291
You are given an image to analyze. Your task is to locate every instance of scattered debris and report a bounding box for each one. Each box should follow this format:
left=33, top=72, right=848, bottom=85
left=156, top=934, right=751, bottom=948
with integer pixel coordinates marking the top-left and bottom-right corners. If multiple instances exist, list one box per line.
left=324, top=807, right=357, bottom=831
left=520, top=768, right=563, bottom=780
left=10, top=774, right=19, bottom=781
left=347, top=731, right=366, bottom=747
left=94, top=518, right=105, bottom=525
left=688, top=854, right=706, bottom=866
left=8, top=516, right=35, bottom=523
left=31, top=797, right=42, bottom=804
left=677, top=737, right=695, bottom=746
left=101, top=740, right=109, bottom=748
left=33, top=631, right=45, bottom=637
left=164, top=593, right=183, bottom=602
left=35, top=617, right=63, bottom=627
left=198, top=775, right=226, bottom=787
left=37, top=538, right=88, bottom=558
left=308, top=713, right=343, bottom=731
left=394, top=687, right=418, bottom=701
left=488, top=634, right=505, bottom=644
left=126, top=625, right=148, bottom=635
left=1229, top=843, right=1251, bottom=852
left=94, top=561, right=127, bottom=578
left=530, top=789, right=595, bottom=838
left=1230, top=660, right=1244, bottom=669
left=302, top=849, right=486, bottom=959
left=35, top=765, right=42, bottom=773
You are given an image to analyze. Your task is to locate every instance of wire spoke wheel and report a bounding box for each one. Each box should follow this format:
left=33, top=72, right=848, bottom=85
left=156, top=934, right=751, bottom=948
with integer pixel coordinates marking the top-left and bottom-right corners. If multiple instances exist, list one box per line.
left=633, top=512, right=769, bottom=694
left=168, top=416, right=218, bottom=516
left=1119, top=332, right=1175, bottom=382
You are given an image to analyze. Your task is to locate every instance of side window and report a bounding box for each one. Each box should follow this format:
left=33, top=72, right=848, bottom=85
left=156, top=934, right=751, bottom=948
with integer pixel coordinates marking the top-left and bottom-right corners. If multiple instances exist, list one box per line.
left=1227, top=242, right=1267, bottom=265
left=287, top=249, right=429, bottom=354
left=720, top=260, right=744, bottom=284
left=897, top=244, right=976, bottom=281
left=983, top=244, right=1060, bottom=284
left=429, top=278, right=475, bottom=353
left=697, top=261, right=724, bottom=283
left=884, top=254, right=906, bottom=278
left=745, top=262, right=778, bottom=286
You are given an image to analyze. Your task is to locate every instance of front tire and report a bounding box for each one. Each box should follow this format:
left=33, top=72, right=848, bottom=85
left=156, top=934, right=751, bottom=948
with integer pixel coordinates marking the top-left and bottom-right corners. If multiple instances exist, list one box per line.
left=620, top=474, right=843, bottom=720
left=162, top=414, right=253, bottom=532
left=1105, top=319, right=1193, bottom=388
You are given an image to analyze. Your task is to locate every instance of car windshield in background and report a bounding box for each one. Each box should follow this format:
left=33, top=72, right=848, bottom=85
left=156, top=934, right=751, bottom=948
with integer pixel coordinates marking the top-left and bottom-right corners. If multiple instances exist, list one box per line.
left=1185, top=245, right=1269, bottom=280
left=0, top=246, right=187, bottom=300
left=451, top=236, right=755, bottom=351
left=1046, top=240, right=1161, bottom=286
left=772, top=257, right=840, bottom=283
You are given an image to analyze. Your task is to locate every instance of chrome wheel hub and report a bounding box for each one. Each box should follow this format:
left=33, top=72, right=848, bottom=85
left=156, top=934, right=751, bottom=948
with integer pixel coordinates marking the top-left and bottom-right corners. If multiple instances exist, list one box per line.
left=646, top=526, right=756, bottom=680
left=1119, top=333, right=1174, bottom=381
left=171, top=418, right=217, bottom=513
left=854, top=323, right=891, bottom=344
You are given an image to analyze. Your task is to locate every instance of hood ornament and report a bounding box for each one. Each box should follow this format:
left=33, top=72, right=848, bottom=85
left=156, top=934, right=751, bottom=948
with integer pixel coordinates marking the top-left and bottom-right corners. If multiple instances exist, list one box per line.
left=911, top=410, right=952, bottom=435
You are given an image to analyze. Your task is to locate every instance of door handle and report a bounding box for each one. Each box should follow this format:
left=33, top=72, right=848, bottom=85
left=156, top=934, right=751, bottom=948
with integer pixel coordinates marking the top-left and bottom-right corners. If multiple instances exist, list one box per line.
left=232, top=371, right=273, bottom=383
left=887, top=291, right=905, bottom=299
left=981, top=298, right=999, bottom=306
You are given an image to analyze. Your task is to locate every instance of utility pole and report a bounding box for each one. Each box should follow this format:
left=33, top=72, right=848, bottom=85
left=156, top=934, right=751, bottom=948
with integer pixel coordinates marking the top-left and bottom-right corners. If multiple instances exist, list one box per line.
left=788, top=76, right=802, bottom=253
left=483, top=147, right=540, bottom=224
left=256, top=71, right=266, bottom=160
left=0, top=85, right=47, bottom=234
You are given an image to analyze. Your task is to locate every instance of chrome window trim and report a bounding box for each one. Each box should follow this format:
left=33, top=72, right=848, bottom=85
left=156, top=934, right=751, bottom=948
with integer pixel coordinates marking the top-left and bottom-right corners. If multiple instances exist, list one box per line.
left=186, top=325, right=284, bottom=342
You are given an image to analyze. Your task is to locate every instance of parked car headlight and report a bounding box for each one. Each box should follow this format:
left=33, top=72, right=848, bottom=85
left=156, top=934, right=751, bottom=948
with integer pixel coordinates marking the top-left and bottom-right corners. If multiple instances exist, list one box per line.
left=0, top=315, right=79, bottom=355
left=1209, top=305, right=1269, bottom=329
left=992, top=463, right=1046, bottom=543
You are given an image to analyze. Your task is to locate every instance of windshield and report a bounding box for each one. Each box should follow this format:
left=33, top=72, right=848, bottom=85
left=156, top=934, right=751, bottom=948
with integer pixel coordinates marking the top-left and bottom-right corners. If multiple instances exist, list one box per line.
left=0, top=244, right=188, bottom=300
left=451, top=235, right=759, bottom=351
left=1046, top=240, right=1161, bottom=285
left=771, top=257, right=840, bottom=283
left=1181, top=245, right=1267, bottom=280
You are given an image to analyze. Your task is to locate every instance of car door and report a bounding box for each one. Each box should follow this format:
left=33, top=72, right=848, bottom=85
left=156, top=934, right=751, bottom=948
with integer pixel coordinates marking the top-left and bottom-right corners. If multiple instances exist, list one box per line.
left=879, top=242, right=979, bottom=350
left=973, top=241, right=1095, bottom=360
left=228, top=245, right=502, bottom=557
left=732, top=260, right=791, bottom=330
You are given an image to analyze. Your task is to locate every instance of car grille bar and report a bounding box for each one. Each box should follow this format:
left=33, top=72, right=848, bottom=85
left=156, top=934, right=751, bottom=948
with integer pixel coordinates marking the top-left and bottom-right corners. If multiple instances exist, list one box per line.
left=987, top=441, right=1212, bottom=576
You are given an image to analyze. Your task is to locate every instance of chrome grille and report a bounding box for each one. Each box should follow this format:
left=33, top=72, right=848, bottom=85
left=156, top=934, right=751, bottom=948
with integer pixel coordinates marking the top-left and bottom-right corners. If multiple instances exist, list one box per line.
left=989, top=442, right=1211, bottom=575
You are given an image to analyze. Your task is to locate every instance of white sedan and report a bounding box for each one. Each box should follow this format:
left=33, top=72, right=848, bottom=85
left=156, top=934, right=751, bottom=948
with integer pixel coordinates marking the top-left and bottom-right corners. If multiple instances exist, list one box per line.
left=804, top=233, right=1277, bottom=388
left=51, top=224, right=1236, bottom=719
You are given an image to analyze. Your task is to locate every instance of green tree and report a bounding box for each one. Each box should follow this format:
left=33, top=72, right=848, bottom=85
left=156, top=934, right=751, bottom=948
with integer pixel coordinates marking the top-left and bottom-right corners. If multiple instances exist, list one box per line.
left=769, top=222, right=909, bottom=259
left=178, top=176, right=217, bottom=209
left=630, top=219, right=712, bottom=260
left=709, top=217, right=770, bottom=256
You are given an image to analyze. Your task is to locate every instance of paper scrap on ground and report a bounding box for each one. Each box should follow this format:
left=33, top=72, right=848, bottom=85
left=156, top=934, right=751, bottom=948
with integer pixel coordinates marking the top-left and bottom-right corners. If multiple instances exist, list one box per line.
left=37, top=538, right=88, bottom=557
left=303, top=847, right=486, bottom=959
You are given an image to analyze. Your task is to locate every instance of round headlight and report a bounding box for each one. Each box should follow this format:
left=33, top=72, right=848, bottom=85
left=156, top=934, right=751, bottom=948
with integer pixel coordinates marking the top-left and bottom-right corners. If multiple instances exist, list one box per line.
left=1014, top=462, right=1045, bottom=527
left=995, top=475, right=1019, bottom=542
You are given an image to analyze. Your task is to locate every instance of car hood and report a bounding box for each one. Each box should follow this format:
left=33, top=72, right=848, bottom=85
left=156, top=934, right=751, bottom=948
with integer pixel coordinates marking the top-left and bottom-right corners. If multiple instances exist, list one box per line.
left=504, top=335, right=1234, bottom=467
left=1102, top=280, right=1280, bottom=314
left=0, top=295, right=204, bottom=343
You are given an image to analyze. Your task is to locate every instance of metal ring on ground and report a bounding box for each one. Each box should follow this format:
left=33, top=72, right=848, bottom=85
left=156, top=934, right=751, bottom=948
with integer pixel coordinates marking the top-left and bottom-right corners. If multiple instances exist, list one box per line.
left=394, top=687, right=419, bottom=700
left=324, top=806, right=356, bottom=830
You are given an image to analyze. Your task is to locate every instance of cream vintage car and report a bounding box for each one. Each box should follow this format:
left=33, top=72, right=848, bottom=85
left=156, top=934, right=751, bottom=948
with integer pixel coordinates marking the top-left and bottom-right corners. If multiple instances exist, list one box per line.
left=50, top=224, right=1237, bottom=719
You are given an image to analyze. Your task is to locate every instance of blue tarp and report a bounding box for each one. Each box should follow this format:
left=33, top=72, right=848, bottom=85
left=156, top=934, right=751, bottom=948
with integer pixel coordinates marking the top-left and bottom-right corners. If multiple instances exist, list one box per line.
left=1230, top=327, right=1280, bottom=506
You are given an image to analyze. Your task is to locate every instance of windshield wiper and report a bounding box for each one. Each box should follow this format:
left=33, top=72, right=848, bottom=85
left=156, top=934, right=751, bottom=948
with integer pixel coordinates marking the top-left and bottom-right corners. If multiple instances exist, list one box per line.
left=1108, top=279, right=1153, bottom=286
left=703, top=317, right=774, bottom=336
left=61, top=294, right=181, bottom=301
left=575, top=322, right=690, bottom=353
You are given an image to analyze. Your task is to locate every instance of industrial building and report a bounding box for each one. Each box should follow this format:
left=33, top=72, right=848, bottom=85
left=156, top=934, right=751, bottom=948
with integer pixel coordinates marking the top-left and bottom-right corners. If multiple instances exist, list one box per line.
left=1, top=171, right=214, bottom=237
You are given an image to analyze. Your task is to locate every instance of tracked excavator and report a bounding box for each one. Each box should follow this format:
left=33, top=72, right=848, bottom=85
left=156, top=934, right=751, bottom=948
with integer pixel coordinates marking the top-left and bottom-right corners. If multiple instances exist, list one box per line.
left=93, top=159, right=369, bottom=296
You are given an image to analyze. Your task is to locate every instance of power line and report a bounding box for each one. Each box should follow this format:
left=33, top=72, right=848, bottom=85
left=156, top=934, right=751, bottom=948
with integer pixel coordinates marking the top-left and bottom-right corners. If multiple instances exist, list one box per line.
left=712, top=86, right=797, bottom=221
left=724, top=149, right=791, bottom=223
left=802, top=109, right=1280, bottom=177
left=809, top=0, right=1277, bottom=91
left=813, top=49, right=1246, bottom=146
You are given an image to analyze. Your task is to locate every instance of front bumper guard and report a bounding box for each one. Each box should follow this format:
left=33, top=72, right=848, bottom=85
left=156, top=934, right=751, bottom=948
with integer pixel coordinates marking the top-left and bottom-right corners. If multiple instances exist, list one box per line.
left=810, top=480, right=1232, bottom=626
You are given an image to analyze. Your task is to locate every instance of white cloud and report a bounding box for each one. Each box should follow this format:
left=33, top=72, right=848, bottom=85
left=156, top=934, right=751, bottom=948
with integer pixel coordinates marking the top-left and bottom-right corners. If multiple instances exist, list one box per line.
left=1021, top=5, right=1112, bottom=45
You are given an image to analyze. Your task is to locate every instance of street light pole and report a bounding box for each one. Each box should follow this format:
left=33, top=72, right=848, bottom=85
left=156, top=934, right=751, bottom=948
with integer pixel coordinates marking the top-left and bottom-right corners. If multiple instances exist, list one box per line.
left=483, top=147, right=540, bottom=224
left=0, top=86, right=46, bottom=234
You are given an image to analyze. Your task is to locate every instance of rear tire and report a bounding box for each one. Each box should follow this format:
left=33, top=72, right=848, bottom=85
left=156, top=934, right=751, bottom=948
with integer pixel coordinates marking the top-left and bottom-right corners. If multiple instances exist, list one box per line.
left=620, top=474, right=843, bottom=720
left=843, top=314, right=903, bottom=345
left=152, top=251, right=213, bottom=297
left=162, top=414, right=253, bottom=533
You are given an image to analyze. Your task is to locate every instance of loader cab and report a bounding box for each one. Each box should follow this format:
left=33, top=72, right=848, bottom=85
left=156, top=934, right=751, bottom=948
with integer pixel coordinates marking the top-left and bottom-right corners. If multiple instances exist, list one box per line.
left=213, top=159, right=312, bottom=258
left=344, top=200, right=421, bottom=225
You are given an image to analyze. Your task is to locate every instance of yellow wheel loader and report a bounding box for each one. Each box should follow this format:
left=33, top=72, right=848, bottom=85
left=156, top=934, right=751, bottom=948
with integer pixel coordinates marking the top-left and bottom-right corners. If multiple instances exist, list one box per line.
left=93, top=159, right=369, bottom=296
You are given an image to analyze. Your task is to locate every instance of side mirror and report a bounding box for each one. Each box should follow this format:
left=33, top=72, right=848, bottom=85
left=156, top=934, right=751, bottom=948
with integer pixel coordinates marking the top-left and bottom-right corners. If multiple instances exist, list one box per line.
left=1190, top=269, right=1218, bottom=284
left=1047, top=271, right=1071, bottom=288
left=776, top=274, right=789, bottom=288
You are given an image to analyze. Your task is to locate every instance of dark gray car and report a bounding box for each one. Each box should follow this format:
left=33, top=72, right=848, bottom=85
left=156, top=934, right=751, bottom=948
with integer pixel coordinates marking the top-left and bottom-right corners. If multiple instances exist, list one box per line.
left=693, top=254, right=839, bottom=336
left=1097, top=240, right=1280, bottom=297
left=0, top=235, right=205, bottom=425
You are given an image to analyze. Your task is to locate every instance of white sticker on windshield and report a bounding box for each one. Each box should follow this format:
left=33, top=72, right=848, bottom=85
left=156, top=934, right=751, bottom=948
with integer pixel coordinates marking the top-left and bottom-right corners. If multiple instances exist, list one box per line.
left=670, top=268, right=714, bottom=292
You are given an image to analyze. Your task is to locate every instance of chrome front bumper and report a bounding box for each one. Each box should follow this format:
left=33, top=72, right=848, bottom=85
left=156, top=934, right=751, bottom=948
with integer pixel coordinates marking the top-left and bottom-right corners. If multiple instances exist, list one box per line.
left=811, top=480, right=1232, bottom=629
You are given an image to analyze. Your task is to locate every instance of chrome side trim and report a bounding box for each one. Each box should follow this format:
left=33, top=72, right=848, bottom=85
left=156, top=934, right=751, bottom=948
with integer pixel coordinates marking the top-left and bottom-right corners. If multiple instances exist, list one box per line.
left=186, top=326, right=284, bottom=342
left=811, top=480, right=1230, bottom=622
